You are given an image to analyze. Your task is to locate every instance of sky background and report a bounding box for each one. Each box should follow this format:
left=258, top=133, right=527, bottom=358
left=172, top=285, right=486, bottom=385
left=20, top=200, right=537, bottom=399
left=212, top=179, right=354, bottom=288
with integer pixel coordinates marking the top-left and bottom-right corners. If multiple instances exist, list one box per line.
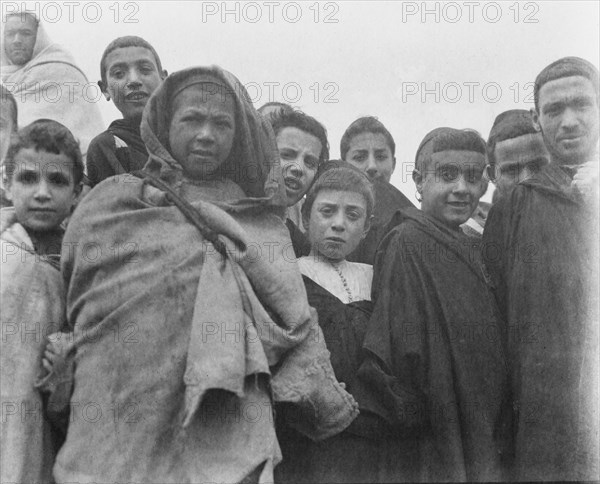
left=3, top=0, right=599, bottom=202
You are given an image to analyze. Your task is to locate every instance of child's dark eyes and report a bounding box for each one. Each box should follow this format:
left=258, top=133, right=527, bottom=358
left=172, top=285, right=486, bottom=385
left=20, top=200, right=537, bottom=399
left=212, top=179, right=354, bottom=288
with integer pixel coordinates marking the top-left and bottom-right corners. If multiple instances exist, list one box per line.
left=305, top=158, right=318, bottom=170
left=279, top=149, right=295, bottom=160
left=48, top=173, right=71, bottom=186
left=18, top=172, right=38, bottom=184
left=352, top=154, right=366, bottom=162
left=440, top=166, right=460, bottom=181
left=346, top=210, right=361, bottom=221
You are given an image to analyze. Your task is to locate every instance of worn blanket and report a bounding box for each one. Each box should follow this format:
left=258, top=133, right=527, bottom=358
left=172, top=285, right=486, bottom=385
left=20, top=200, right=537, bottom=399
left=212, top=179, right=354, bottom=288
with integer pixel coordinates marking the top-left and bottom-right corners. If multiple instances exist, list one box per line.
left=54, top=66, right=358, bottom=484
left=0, top=210, right=64, bottom=484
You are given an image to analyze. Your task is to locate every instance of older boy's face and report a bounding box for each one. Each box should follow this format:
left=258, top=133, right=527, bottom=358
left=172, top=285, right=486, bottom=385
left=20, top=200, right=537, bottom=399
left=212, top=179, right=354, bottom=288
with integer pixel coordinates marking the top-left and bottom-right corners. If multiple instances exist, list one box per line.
left=102, top=46, right=164, bottom=121
left=417, top=150, right=486, bottom=230
left=533, top=76, right=599, bottom=165
left=3, top=15, right=37, bottom=66
left=344, top=132, right=395, bottom=183
left=493, top=133, right=548, bottom=198
left=6, top=148, right=79, bottom=232
left=277, top=127, right=322, bottom=207
left=169, top=85, right=236, bottom=180
left=0, top=100, right=16, bottom=162
left=305, top=189, right=369, bottom=262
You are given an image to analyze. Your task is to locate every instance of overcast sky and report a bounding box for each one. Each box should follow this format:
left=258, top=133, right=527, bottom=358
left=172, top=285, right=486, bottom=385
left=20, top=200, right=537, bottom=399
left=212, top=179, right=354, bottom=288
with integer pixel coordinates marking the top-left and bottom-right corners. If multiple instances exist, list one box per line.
left=3, top=0, right=599, bottom=201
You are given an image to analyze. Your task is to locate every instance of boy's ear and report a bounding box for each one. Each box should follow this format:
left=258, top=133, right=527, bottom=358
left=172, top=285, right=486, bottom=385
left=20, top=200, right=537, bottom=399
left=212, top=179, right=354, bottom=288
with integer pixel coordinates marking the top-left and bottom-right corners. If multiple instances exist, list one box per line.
left=4, top=180, right=13, bottom=202
left=98, top=80, right=110, bottom=101
left=412, top=169, right=423, bottom=195
left=362, top=214, right=373, bottom=238
left=391, top=156, right=397, bottom=172
left=530, top=108, right=541, bottom=133
left=72, top=182, right=84, bottom=205
left=160, top=69, right=168, bottom=80
left=301, top=211, right=310, bottom=232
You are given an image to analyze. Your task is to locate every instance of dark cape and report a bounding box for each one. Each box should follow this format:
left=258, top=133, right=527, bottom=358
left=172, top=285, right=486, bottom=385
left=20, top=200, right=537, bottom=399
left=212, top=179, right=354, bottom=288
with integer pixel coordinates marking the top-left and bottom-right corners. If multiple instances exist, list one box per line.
left=482, top=163, right=599, bottom=481
left=85, top=118, right=149, bottom=187
left=347, top=179, right=414, bottom=264
left=360, top=207, right=512, bottom=482
left=275, top=276, right=417, bottom=483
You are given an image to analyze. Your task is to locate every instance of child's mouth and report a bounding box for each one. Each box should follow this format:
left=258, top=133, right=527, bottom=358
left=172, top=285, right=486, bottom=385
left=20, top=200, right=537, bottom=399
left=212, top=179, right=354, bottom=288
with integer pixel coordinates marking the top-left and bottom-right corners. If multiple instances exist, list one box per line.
left=284, top=177, right=301, bottom=191
left=126, top=92, right=148, bottom=101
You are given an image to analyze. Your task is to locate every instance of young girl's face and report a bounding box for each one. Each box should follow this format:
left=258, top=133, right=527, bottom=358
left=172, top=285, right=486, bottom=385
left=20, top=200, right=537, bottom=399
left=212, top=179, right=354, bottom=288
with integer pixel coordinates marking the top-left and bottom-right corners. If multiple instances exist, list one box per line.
left=305, top=189, right=370, bottom=262
left=416, top=150, right=486, bottom=230
left=168, top=84, right=236, bottom=181
left=7, top=148, right=80, bottom=232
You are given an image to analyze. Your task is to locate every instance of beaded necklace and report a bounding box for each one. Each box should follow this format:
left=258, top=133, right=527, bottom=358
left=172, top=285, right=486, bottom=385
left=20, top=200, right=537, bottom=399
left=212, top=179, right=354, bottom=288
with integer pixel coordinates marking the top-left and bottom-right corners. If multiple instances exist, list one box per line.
left=330, top=260, right=353, bottom=302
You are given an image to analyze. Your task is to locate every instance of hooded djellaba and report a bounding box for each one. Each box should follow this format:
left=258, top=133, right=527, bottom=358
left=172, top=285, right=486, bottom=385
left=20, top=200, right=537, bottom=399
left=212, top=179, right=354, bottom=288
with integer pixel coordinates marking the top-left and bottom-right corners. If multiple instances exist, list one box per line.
left=54, top=66, right=358, bottom=484
left=1, top=11, right=104, bottom=157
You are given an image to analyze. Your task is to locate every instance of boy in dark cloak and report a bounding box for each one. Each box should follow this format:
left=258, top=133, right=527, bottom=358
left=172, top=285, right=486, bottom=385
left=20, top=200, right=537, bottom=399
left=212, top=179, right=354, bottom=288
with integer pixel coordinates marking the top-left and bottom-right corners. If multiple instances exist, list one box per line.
left=360, top=127, right=512, bottom=482
left=85, top=36, right=167, bottom=188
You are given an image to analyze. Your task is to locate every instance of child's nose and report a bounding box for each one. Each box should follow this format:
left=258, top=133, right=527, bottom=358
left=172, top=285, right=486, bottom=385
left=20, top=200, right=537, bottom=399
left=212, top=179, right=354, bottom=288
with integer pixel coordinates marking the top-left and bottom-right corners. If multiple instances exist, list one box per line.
left=453, top=176, right=469, bottom=193
left=331, top=213, right=346, bottom=231
left=34, top=181, right=52, bottom=200
left=195, top=123, right=215, bottom=142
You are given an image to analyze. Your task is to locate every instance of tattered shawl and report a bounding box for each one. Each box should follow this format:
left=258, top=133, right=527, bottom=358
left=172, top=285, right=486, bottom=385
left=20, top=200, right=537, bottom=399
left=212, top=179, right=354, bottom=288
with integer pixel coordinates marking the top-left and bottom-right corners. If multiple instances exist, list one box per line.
left=55, top=66, right=357, bottom=484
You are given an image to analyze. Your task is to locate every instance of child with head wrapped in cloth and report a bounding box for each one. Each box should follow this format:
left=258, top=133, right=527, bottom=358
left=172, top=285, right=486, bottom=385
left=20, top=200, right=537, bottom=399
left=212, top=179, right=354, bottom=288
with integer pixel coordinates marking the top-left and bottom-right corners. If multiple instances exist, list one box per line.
left=52, top=66, right=358, bottom=484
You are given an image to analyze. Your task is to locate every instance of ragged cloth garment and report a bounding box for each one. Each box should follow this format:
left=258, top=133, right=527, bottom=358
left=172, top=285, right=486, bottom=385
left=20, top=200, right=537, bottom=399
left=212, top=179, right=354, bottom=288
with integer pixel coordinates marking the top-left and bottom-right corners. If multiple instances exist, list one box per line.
left=85, top=118, right=150, bottom=188
left=54, top=65, right=358, bottom=484
left=0, top=208, right=65, bottom=484
left=1, top=12, right=104, bottom=157
left=483, top=163, right=600, bottom=481
left=359, top=207, right=513, bottom=482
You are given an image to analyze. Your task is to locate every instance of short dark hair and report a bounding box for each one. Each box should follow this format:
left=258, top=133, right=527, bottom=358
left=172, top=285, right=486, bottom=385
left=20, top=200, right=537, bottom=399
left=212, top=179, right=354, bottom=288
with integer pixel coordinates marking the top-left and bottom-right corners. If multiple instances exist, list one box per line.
left=415, top=127, right=486, bottom=173
left=534, top=56, right=599, bottom=111
left=270, top=108, right=329, bottom=165
left=487, top=110, right=538, bottom=166
left=340, top=116, right=396, bottom=161
left=302, top=163, right=375, bottom=223
left=100, top=36, right=163, bottom=84
left=4, top=119, right=83, bottom=185
left=1, top=84, right=18, bottom=132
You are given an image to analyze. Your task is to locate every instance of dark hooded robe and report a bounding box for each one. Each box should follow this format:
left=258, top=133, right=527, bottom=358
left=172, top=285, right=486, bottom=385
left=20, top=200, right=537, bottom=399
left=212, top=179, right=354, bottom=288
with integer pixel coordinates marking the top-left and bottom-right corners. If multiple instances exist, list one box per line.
left=360, top=207, right=512, bottom=482
left=85, top=118, right=149, bottom=187
left=54, top=66, right=357, bottom=484
left=347, top=179, right=414, bottom=264
left=482, top=163, right=599, bottom=481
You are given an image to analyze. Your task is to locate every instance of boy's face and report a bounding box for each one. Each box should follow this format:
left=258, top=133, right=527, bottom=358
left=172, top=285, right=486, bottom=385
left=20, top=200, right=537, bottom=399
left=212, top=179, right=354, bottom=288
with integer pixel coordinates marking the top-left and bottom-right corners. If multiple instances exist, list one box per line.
left=532, top=75, right=599, bottom=165
left=344, top=132, right=395, bottom=183
left=304, top=189, right=370, bottom=262
left=415, top=150, right=486, bottom=230
left=101, top=46, right=165, bottom=121
left=6, top=148, right=81, bottom=232
left=3, top=15, right=37, bottom=66
left=168, top=85, right=236, bottom=180
left=492, top=132, right=548, bottom=199
left=277, top=126, right=322, bottom=207
left=0, top=100, right=16, bottom=162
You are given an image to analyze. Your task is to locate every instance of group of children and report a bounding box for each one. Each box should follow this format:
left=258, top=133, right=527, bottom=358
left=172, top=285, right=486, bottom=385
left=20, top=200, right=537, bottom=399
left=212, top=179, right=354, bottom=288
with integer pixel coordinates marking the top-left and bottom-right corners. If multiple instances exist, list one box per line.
left=1, top=23, right=598, bottom=484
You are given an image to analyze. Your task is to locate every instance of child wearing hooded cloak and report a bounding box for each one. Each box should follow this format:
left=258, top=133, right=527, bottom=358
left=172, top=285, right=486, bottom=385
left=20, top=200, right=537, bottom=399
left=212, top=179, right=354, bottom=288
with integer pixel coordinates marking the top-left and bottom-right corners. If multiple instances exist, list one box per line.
left=54, top=66, right=357, bottom=484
